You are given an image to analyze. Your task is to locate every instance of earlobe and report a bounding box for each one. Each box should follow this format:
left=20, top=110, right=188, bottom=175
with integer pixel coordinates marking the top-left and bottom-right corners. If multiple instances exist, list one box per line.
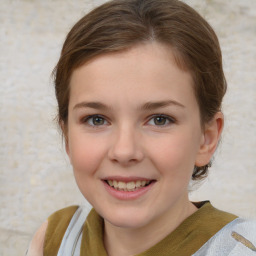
left=65, top=139, right=70, bottom=156
left=60, top=121, right=70, bottom=157
left=195, top=112, right=224, bottom=167
left=64, top=135, right=72, bottom=165
left=63, top=130, right=72, bottom=165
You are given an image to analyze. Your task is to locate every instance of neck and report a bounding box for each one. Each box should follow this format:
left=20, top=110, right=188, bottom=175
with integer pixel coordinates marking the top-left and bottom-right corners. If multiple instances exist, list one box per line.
left=104, top=198, right=197, bottom=256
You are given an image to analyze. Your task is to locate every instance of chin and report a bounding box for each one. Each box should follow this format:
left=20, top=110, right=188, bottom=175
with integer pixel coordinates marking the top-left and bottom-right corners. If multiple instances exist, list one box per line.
left=102, top=208, right=153, bottom=229
left=107, top=216, right=149, bottom=229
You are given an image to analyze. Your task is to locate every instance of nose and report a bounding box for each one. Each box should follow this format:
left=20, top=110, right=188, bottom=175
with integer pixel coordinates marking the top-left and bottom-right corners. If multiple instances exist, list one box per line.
left=108, top=124, right=144, bottom=166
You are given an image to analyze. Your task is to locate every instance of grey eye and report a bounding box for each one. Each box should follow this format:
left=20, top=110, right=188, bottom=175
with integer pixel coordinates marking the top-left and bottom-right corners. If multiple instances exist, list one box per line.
left=92, top=116, right=105, bottom=125
left=153, top=116, right=168, bottom=125
left=85, top=115, right=107, bottom=126
left=147, top=115, right=174, bottom=126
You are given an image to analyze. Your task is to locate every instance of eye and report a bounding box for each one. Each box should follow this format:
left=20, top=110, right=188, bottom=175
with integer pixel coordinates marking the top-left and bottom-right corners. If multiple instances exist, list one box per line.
left=147, top=115, right=175, bottom=126
left=83, top=115, right=108, bottom=126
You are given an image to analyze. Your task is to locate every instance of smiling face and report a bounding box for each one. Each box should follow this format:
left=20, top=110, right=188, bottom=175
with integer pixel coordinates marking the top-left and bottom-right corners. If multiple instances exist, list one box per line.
left=66, top=42, right=214, bottom=230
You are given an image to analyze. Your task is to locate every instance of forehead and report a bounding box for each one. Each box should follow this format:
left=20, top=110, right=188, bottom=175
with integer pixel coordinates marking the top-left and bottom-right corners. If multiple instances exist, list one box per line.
left=69, top=42, right=197, bottom=110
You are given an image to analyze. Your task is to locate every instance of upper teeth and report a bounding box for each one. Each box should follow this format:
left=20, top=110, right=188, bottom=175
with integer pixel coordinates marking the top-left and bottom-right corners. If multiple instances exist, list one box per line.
left=107, top=180, right=150, bottom=191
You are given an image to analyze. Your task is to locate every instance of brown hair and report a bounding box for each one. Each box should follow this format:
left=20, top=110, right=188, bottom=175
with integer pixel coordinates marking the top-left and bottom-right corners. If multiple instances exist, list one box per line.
left=53, top=0, right=227, bottom=180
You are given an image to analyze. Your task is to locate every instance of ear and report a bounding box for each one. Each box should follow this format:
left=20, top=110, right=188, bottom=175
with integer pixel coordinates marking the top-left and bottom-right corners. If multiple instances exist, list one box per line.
left=195, top=112, right=224, bottom=167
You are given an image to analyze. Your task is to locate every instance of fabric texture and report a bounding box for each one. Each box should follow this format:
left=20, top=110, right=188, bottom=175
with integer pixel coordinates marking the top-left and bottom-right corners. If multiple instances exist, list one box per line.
left=44, top=205, right=79, bottom=256
left=57, top=206, right=88, bottom=256
left=193, top=218, right=256, bottom=255
left=44, top=201, right=237, bottom=255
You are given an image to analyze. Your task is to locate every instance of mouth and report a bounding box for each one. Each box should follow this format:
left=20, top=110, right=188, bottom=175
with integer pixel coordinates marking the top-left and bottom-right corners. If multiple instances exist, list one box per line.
left=104, top=179, right=154, bottom=192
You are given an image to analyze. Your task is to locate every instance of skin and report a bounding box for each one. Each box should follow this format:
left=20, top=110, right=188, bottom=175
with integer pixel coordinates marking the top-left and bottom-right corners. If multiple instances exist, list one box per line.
left=26, top=221, right=47, bottom=256
left=66, top=42, right=223, bottom=255
left=27, top=42, right=223, bottom=255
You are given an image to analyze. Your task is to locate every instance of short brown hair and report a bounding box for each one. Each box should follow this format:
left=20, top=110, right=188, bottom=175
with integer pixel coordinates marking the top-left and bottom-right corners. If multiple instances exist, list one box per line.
left=53, top=0, right=227, bottom=180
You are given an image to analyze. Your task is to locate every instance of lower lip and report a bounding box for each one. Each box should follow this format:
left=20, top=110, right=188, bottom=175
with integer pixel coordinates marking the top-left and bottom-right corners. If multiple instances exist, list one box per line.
left=103, top=181, right=155, bottom=200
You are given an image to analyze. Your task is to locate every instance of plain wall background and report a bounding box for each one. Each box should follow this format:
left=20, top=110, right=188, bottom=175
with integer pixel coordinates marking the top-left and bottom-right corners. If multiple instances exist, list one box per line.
left=0, top=0, right=255, bottom=255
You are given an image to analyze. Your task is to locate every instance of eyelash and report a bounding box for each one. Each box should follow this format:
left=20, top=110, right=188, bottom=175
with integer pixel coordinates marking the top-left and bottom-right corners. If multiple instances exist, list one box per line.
left=147, top=114, right=176, bottom=127
left=82, top=115, right=109, bottom=127
left=81, top=114, right=176, bottom=127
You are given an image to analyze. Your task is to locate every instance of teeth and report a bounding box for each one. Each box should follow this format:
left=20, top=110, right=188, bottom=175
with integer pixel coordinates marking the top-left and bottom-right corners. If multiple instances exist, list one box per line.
left=135, top=180, right=141, bottom=188
left=113, top=180, right=118, bottom=189
left=107, top=180, right=151, bottom=191
left=118, top=181, right=126, bottom=189
left=127, top=181, right=135, bottom=190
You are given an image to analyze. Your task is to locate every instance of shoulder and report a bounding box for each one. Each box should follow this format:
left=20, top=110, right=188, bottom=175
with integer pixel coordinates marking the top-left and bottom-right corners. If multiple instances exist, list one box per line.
left=193, top=218, right=256, bottom=255
left=192, top=201, right=238, bottom=233
left=26, top=221, right=48, bottom=256
left=47, top=205, right=79, bottom=224
left=186, top=201, right=237, bottom=250
left=44, top=205, right=79, bottom=255
left=231, top=218, right=256, bottom=241
left=27, top=205, right=79, bottom=256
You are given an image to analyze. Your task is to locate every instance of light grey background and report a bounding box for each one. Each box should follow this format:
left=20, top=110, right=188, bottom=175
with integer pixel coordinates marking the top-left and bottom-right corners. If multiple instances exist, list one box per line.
left=0, top=0, right=255, bottom=255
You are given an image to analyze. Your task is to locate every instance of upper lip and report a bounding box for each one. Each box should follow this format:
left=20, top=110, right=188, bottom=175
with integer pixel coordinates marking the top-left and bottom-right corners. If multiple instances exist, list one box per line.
left=102, top=176, right=155, bottom=182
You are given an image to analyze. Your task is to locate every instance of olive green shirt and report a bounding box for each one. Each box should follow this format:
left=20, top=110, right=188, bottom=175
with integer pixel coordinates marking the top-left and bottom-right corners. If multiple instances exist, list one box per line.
left=44, top=201, right=237, bottom=255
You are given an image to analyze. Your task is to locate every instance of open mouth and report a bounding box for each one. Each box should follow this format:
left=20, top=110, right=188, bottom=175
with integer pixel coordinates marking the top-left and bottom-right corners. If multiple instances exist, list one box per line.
left=104, top=180, right=154, bottom=192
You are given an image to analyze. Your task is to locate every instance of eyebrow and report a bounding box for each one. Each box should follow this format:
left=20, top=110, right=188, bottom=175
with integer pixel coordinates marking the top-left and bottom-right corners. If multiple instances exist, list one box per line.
left=73, top=100, right=185, bottom=111
left=73, top=101, right=110, bottom=110
left=140, top=100, right=185, bottom=111
left=73, top=101, right=109, bottom=110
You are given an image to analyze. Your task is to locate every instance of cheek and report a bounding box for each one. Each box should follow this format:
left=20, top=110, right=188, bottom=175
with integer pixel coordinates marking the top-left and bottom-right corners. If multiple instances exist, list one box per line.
left=147, top=132, right=200, bottom=174
left=68, top=134, right=106, bottom=176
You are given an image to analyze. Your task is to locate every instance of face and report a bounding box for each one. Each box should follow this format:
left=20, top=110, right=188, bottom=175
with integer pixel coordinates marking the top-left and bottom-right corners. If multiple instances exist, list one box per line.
left=66, top=43, right=208, bottom=230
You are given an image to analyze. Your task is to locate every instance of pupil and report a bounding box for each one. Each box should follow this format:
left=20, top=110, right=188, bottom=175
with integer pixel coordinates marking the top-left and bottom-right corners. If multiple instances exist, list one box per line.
left=93, top=117, right=104, bottom=125
left=154, top=117, right=166, bottom=125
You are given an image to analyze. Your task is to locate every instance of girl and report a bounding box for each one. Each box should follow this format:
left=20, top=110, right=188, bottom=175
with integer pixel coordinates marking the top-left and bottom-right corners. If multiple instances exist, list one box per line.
left=27, top=0, right=256, bottom=255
